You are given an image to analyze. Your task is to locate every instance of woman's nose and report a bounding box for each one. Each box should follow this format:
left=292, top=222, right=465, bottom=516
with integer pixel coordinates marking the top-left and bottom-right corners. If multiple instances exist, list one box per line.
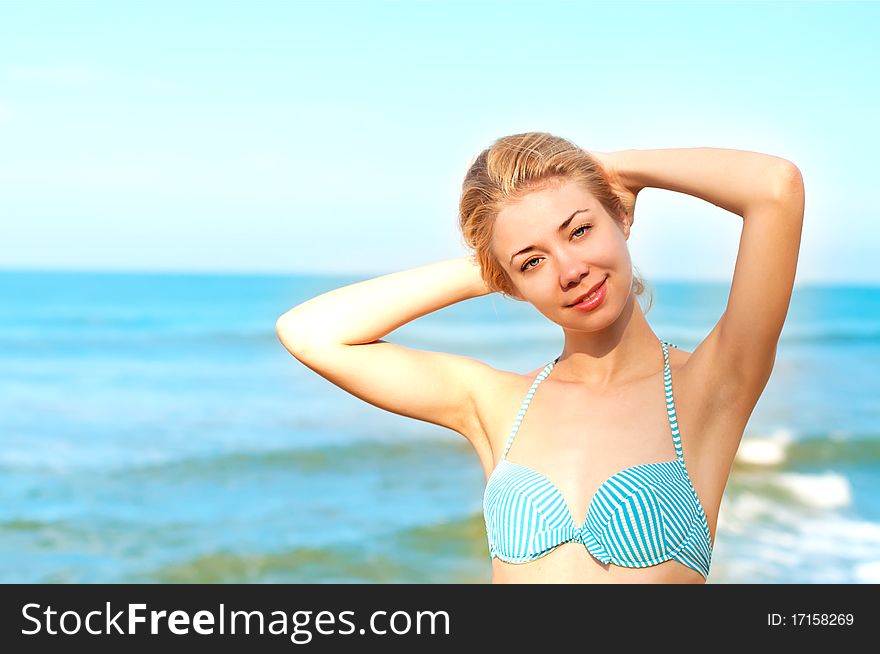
left=559, top=258, right=590, bottom=289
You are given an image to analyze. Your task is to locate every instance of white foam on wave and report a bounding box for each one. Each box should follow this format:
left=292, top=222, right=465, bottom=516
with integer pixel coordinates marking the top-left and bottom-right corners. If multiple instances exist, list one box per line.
left=854, top=560, right=880, bottom=583
left=774, top=471, right=852, bottom=509
left=778, top=512, right=880, bottom=581
left=717, top=486, right=880, bottom=582
left=717, top=491, right=776, bottom=531
left=736, top=428, right=793, bottom=466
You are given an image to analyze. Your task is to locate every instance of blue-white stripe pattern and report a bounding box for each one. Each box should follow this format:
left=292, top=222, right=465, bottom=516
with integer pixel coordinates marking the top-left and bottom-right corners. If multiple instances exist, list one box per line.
left=482, top=339, right=714, bottom=580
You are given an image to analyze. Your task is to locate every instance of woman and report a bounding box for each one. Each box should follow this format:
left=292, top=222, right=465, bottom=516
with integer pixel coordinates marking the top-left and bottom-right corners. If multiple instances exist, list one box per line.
left=275, top=132, right=805, bottom=584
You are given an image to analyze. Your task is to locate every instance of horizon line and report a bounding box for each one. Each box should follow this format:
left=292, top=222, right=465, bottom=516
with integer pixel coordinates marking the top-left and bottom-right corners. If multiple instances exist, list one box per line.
left=0, top=265, right=874, bottom=290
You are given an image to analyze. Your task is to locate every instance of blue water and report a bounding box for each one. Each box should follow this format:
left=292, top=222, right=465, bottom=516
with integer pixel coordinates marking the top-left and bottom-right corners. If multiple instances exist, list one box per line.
left=1, top=270, right=879, bottom=583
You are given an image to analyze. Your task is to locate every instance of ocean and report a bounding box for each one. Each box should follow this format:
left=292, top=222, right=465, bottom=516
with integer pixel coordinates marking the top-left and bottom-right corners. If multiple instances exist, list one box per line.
left=1, top=269, right=878, bottom=583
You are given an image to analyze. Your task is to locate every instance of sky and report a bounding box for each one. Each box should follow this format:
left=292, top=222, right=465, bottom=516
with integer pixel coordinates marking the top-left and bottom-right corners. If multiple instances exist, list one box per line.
left=0, top=1, right=877, bottom=286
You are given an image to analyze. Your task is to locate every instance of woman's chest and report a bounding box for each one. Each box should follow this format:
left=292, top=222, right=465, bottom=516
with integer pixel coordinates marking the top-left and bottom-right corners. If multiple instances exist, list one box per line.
left=486, top=376, right=683, bottom=515
left=483, top=368, right=682, bottom=460
left=475, top=363, right=743, bottom=546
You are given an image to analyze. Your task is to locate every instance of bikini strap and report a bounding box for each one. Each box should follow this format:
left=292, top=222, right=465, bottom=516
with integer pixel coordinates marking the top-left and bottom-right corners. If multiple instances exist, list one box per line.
left=501, top=357, right=558, bottom=460
left=661, top=339, right=685, bottom=463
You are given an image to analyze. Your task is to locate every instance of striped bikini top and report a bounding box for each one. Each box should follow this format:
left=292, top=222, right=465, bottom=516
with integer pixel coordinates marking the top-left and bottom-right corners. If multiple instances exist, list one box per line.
left=482, top=339, right=713, bottom=580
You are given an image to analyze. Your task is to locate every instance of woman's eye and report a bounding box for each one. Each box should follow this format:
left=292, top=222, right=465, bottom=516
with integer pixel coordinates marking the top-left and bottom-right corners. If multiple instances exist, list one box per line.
left=521, top=224, right=592, bottom=272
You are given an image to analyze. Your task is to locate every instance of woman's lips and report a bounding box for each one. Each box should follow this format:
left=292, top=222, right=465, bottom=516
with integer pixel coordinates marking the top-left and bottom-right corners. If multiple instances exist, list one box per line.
left=569, top=277, right=608, bottom=311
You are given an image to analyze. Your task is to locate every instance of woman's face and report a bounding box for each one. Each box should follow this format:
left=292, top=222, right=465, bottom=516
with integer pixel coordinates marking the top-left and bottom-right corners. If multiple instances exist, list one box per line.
left=491, top=178, right=633, bottom=327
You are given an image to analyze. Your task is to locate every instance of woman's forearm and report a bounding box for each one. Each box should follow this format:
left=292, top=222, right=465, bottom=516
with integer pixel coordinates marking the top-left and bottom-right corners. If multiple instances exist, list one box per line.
left=276, top=256, right=492, bottom=347
left=616, top=147, right=797, bottom=217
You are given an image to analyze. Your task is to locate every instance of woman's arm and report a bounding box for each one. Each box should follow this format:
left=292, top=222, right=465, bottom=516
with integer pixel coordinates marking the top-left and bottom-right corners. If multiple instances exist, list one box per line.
left=277, top=256, right=491, bottom=346
left=615, top=147, right=797, bottom=217
left=616, top=147, right=805, bottom=418
left=275, top=256, right=497, bottom=441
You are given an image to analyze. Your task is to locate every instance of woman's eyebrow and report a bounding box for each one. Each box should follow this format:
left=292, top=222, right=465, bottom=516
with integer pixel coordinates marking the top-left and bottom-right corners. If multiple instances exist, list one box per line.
left=509, top=208, right=592, bottom=264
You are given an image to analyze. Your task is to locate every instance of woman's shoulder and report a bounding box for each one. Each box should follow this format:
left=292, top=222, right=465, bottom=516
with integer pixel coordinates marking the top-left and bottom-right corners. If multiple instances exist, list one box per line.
left=465, top=358, right=546, bottom=403
left=456, top=356, right=549, bottom=440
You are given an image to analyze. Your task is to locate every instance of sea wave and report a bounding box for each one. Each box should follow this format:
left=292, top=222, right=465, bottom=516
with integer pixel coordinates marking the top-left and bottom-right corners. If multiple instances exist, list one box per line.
left=734, top=431, right=880, bottom=468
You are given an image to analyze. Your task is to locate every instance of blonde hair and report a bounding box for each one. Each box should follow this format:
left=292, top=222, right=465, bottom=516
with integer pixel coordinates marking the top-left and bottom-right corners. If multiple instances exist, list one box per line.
left=458, top=131, right=653, bottom=314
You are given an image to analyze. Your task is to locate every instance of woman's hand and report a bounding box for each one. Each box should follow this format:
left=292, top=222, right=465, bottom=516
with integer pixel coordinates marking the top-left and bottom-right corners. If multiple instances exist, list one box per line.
left=588, top=150, right=642, bottom=224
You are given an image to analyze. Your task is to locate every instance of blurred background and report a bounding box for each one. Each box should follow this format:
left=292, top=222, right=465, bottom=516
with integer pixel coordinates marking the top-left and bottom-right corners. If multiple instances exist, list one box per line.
left=1, top=1, right=878, bottom=583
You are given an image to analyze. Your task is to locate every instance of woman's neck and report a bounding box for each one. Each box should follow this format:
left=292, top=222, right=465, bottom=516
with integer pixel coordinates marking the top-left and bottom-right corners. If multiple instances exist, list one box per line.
left=555, top=293, right=660, bottom=389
